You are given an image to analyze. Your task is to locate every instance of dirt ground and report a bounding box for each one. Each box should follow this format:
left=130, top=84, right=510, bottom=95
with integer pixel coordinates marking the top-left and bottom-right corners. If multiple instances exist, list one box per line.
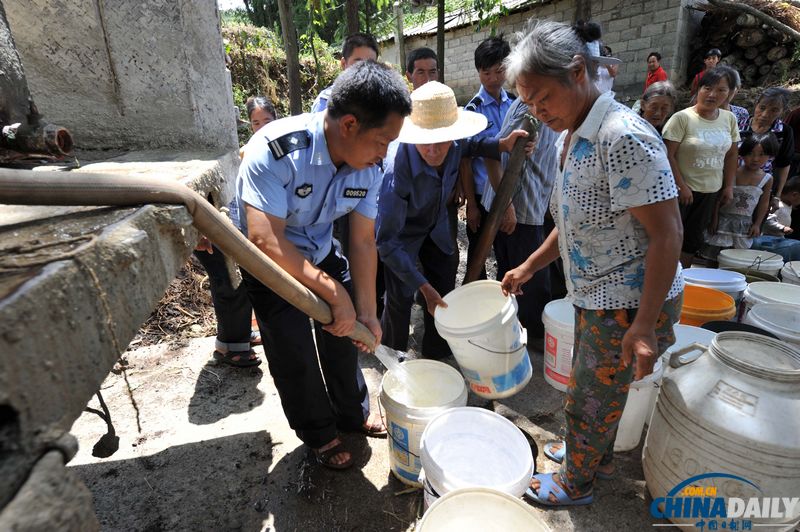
left=67, top=219, right=675, bottom=531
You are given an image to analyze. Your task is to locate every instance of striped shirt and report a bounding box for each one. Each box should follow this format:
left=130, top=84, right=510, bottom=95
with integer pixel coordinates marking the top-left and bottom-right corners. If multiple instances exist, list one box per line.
left=482, top=97, right=558, bottom=226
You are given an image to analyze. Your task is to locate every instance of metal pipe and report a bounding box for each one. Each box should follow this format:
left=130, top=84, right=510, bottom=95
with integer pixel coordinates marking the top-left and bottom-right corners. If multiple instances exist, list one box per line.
left=0, top=168, right=377, bottom=350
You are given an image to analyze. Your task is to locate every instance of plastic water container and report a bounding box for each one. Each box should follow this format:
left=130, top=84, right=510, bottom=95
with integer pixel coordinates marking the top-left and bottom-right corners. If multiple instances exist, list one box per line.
left=541, top=298, right=574, bottom=392
left=614, top=358, right=664, bottom=452
left=661, top=324, right=717, bottom=373
left=420, top=407, right=534, bottom=504
left=744, top=303, right=800, bottom=346
left=680, top=285, right=736, bottom=326
left=434, top=281, right=532, bottom=399
left=741, top=281, right=800, bottom=321
left=781, top=261, right=800, bottom=285
left=717, top=249, right=784, bottom=276
left=683, top=268, right=747, bottom=302
left=380, top=360, right=468, bottom=486
left=417, top=487, right=551, bottom=532
left=643, top=332, right=800, bottom=529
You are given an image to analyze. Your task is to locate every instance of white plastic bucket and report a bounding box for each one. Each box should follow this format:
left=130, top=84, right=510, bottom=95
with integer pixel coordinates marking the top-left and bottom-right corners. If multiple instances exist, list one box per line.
left=434, top=281, right=532, bottom=399
left=683, top=267, right=747, bottom=302
left=741, top=281, right=800, bottom=322
left=781, top=261, right=800, bottom=285
left=420, top=407, right=534, bottom=501
left=744, top=303, right=800, bottom=346
left=541, top=298, right=574, bottom=392
left=614, top=358, right=664, bottom=452
left=417, top=487, right=551, bottom=532
left=717, top=249, right=784, bottom=276
left=380, top=360, right=468, bottom=486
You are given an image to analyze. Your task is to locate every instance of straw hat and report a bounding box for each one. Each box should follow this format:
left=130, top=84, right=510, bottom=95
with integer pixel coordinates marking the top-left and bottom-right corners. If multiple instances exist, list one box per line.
left=396, top=81, right=487, bottom=144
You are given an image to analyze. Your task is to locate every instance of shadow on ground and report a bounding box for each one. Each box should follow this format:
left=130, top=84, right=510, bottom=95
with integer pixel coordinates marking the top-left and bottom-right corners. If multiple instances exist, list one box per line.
left=187, top=360, right=266, bottom=425
left=72, top=431, right=274, bottom=531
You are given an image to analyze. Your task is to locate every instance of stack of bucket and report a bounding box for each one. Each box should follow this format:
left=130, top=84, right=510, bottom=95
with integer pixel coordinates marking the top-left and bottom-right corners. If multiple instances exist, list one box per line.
left=419, top=407, right=534, bottom=508
left=379, top=280, right=541, bottom=525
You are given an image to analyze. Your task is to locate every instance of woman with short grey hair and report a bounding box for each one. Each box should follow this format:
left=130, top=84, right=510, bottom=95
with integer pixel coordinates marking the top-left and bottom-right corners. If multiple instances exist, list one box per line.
left=501, top=19, right=683, bottom=508
left=639, top=80, right=677, bottom=133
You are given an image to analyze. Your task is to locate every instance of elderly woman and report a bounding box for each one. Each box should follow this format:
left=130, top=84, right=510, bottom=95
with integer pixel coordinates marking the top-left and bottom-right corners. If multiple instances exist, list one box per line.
left=639, top=80, right=677, bottom=134
left=500, top=20, right=683, bottom=507
left=742, top=87, right=795, bottom=199
left=662, top=66, right=740, bottom=268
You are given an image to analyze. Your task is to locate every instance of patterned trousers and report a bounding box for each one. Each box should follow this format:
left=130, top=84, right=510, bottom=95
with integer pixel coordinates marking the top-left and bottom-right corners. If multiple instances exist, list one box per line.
left=559, top=295, right=682, bottom=496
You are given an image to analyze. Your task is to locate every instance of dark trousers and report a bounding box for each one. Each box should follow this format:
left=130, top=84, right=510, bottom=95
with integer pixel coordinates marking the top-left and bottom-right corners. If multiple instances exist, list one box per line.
left=194, top=247, right=252, bottom=351
left=679, top=191, right=717, bottom=254
left=242, top=249, right=369, bottom=449
left=493, top=224, right=550, bottom=338
left=381, top=235, right=458, bottom=359
left=466, top=194, right=488, bottom=280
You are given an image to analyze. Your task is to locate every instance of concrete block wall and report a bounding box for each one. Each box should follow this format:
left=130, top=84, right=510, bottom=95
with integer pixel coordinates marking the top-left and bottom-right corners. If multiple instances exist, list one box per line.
left=4, top=0, right=237, bottom=151
left=382, top=0, right=691, bottom=103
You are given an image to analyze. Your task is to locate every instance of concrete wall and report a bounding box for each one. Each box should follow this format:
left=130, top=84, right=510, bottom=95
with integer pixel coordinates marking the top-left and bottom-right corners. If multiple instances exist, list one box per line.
left=3, top=0, right=237, bottom=151
left=382, top=0, right=696, bottom=103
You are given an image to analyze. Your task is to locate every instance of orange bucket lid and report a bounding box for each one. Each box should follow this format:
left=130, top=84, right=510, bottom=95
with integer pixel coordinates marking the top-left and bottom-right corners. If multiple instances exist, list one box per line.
left=681, top=285, right=736, bottom=325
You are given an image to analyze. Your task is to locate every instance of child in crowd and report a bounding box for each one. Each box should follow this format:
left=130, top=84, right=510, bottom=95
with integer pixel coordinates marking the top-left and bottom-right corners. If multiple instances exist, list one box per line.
left=704, top=132, right=777, bottom=257
left=751, top=176, right=800, bottom=261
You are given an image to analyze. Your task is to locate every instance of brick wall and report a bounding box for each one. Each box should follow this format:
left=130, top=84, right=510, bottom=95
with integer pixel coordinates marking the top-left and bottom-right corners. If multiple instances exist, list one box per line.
left=382, top=0, right=695, bottom=103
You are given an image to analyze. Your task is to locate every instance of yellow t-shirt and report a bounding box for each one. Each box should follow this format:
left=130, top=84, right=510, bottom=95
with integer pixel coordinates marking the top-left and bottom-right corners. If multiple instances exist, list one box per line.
left=662, top=108, right=740, bottom=193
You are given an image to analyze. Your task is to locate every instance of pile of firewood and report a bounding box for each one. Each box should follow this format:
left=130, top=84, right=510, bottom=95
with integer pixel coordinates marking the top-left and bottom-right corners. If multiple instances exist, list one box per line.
left=690, top=0, right=800, bottom=88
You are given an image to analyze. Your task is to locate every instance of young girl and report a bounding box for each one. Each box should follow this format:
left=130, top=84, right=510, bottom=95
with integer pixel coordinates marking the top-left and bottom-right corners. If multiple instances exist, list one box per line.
left=705, top=132, right=778, bottom=252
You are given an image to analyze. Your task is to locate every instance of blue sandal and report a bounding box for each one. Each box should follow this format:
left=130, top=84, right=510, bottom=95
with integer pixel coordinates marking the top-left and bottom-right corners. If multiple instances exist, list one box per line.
left=524, top=473, right=593, bottom=507
left=543, top=441, right=613, bottom=480
left=543, top=441, right=565, bottom=463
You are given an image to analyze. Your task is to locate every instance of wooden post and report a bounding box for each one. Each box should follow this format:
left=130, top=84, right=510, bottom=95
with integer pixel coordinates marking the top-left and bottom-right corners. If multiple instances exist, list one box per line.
left=437, top=0, right=445, bottom=83
left=277, top=0, right=302, bottom=115
left=394, top=1, right=405, bottom=73
left=464, top=116, right=539, bottom=283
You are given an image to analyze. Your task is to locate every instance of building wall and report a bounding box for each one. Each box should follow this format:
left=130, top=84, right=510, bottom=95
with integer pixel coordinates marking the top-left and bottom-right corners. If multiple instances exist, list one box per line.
left=4, top=0, right=237, bottom=151
left=382, top=0, right=691, bottom=103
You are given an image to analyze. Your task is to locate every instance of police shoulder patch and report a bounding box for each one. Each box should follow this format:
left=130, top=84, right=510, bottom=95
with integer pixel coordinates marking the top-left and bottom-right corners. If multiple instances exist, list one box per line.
left=464, top=95, right=483, bottom=112
left=268, top=130, right=311, bottom=160
left=343, top=188, right=368, bottom=199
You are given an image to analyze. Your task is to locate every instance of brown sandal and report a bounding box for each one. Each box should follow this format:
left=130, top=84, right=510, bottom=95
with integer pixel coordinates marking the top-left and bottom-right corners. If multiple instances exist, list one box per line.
left=361, top=417, right=387, bottom=438
left=313, top=441, right=354, bottom=470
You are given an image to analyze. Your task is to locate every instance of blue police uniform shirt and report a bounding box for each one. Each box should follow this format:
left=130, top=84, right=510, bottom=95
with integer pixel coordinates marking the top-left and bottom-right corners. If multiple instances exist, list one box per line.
left=465, top=85, right=513, bottom=196
left=310, top=86, right=332, bottom=113
left=236, top=112, right=382, bottom=265
left=377, top=138, right=500, bottom=290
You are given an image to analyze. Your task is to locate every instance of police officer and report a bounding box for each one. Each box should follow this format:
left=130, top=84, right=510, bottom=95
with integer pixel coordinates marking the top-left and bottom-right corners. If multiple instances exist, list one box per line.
left=236, top=61, right=412, bottom=470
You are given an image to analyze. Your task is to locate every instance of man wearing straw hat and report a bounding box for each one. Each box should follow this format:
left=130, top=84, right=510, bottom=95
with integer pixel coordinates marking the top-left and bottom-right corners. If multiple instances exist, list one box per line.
left=377, top=81, right=532, bottom=359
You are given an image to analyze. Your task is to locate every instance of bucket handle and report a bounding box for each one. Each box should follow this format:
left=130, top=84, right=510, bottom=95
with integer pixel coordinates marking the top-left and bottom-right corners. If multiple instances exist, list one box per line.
left=747, top=253, right=782, bottom=271
left=668, top=342, right=708, bottom=369
left=377, top=398, right=420, bottom=459
left=466, top=340, right=527, bottom=355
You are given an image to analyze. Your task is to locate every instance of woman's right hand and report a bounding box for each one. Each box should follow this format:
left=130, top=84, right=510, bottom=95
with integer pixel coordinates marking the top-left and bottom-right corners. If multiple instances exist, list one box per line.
left=678, top=185, right=693, bottom=206
left=501, top=266, right=533, bottom=296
